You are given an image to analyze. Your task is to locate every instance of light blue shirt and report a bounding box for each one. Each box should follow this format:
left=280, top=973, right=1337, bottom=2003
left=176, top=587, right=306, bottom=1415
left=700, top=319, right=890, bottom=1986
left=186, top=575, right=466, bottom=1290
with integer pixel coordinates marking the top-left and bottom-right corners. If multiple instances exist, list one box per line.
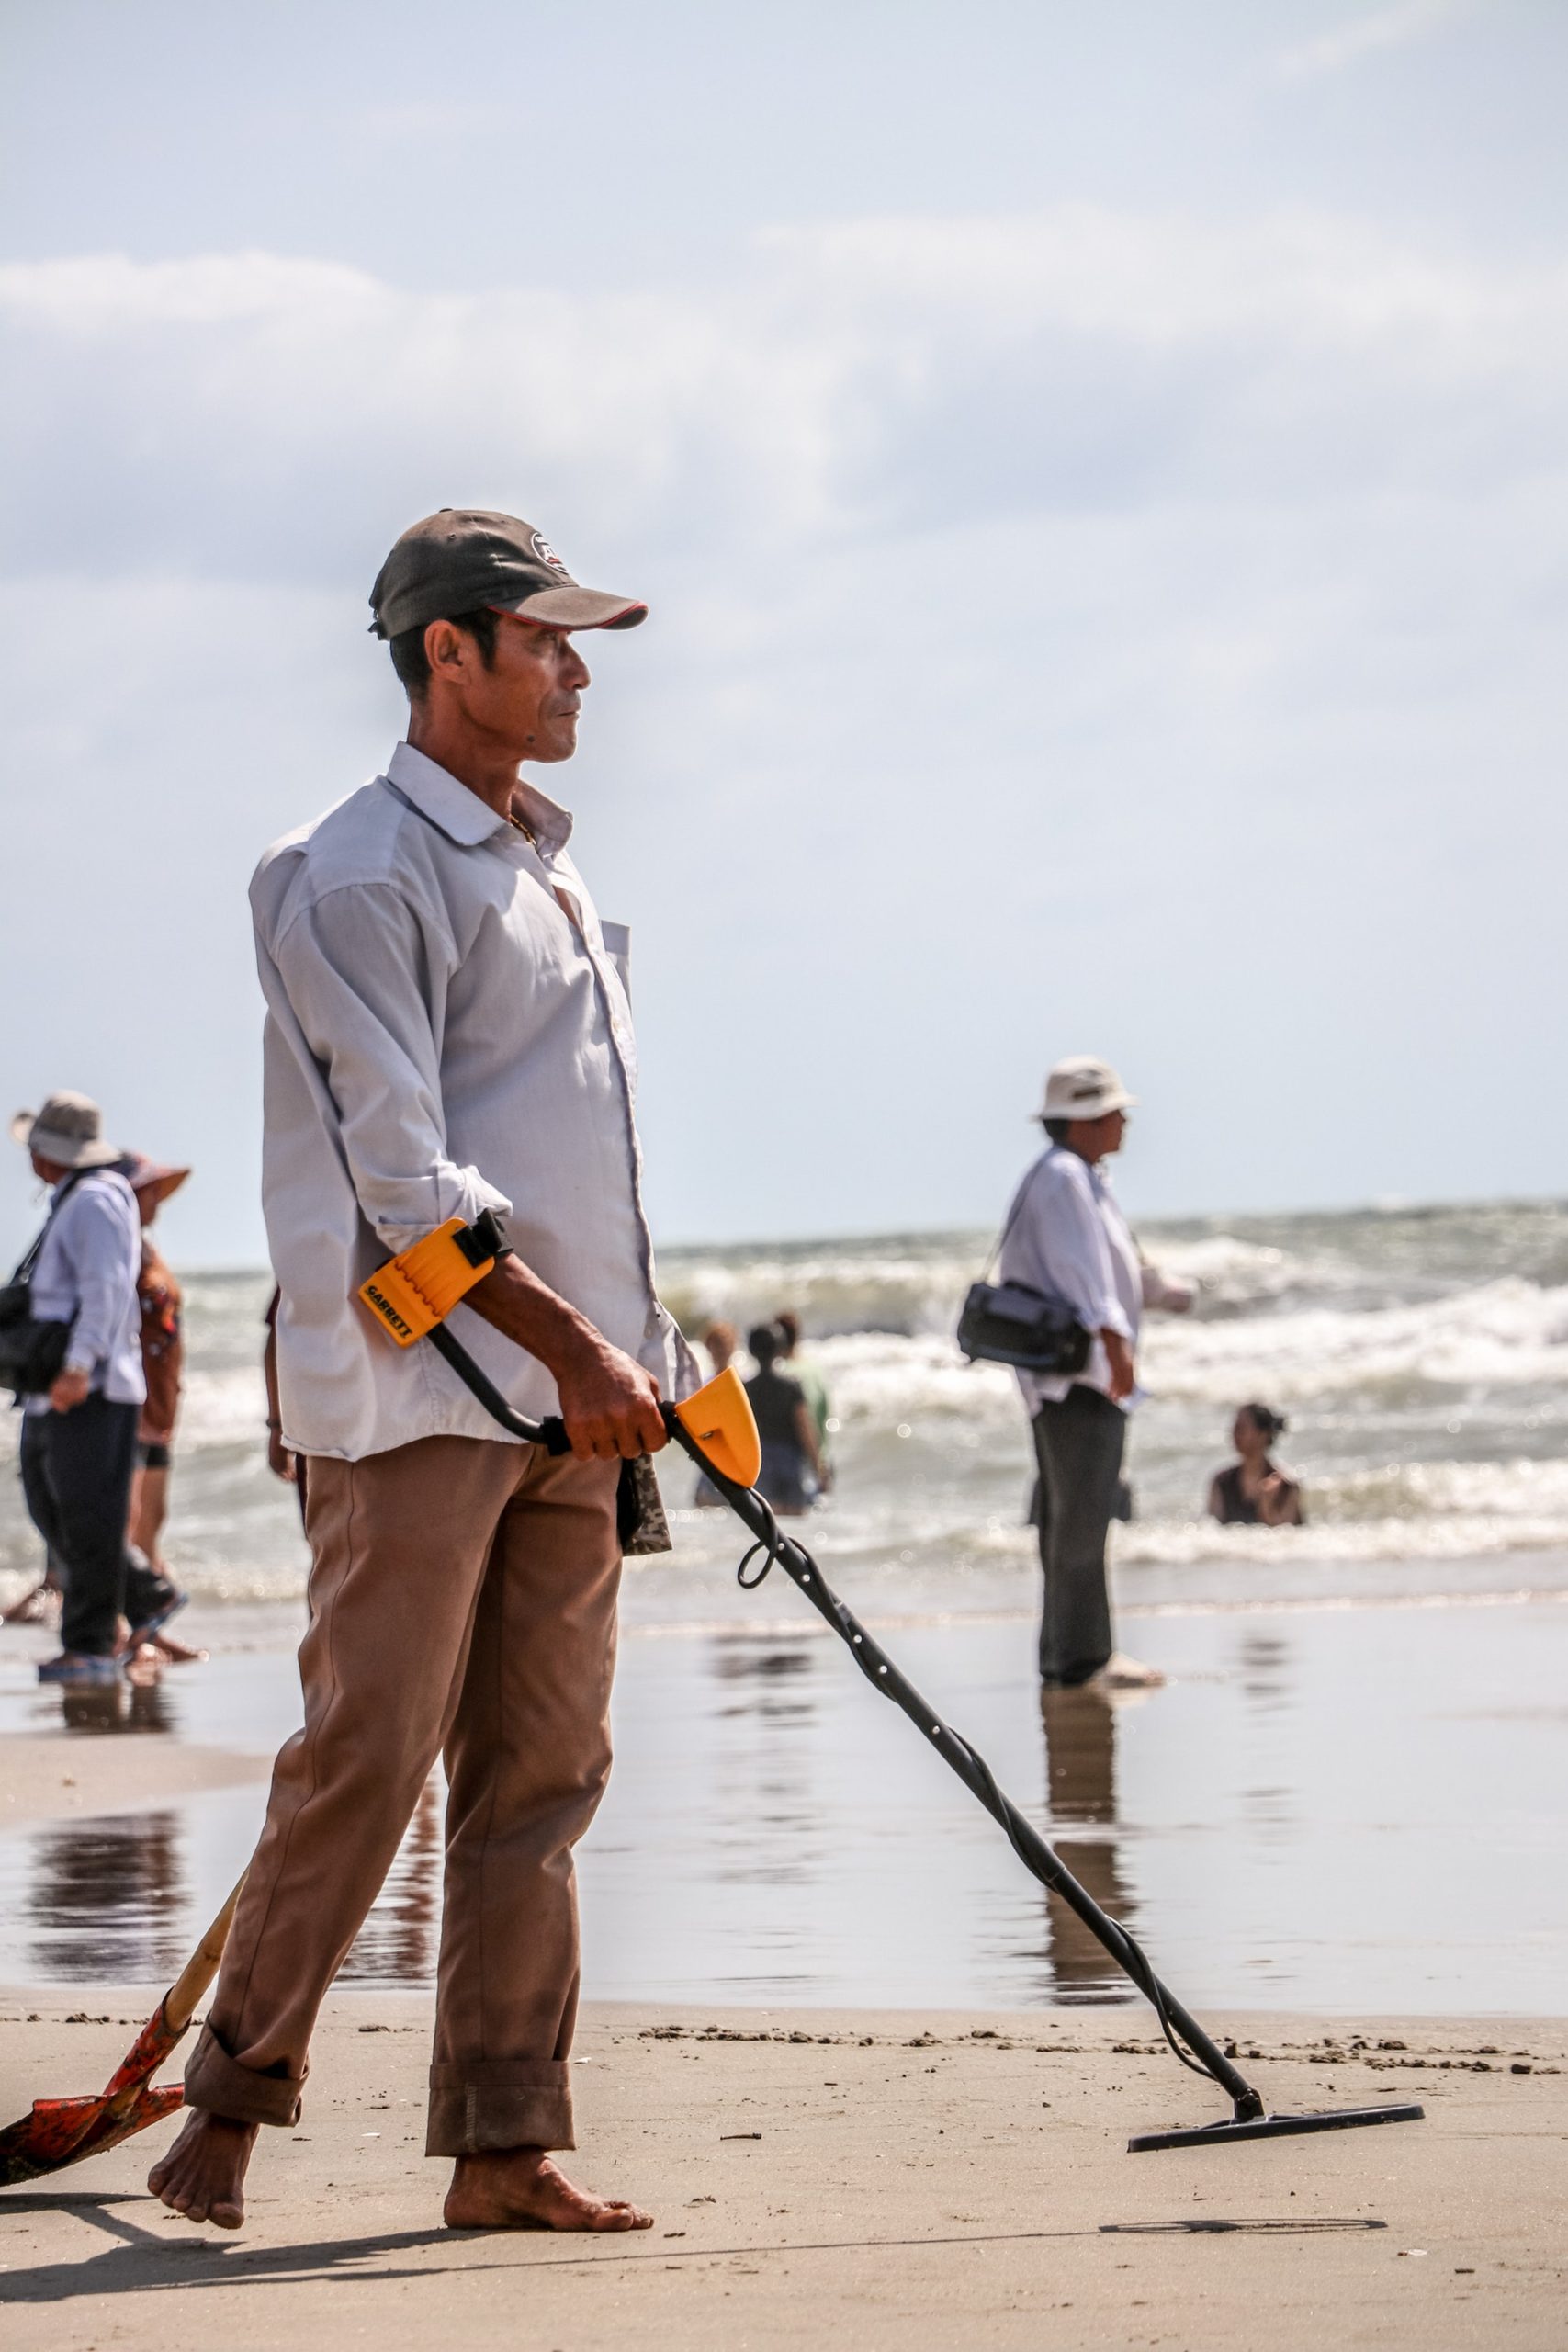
left=24, top=1169, right=146, bottom=1414
left=998, top=1145, right=1143, bottom=1414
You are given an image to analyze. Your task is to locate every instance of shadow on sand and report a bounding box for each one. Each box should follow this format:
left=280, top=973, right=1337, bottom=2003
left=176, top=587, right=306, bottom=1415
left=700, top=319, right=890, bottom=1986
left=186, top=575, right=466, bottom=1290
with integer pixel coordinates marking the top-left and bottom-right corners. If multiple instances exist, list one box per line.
left=0, top=2191, right=1387, bottom=2302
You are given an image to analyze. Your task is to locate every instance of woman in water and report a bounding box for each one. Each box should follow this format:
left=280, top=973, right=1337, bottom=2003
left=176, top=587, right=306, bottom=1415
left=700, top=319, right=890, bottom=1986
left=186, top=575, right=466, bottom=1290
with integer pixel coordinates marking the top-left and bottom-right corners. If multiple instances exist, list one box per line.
left=744, top=1321, right=826, bottom=1515
left=1207, top=1403, right=1304, bottom=1527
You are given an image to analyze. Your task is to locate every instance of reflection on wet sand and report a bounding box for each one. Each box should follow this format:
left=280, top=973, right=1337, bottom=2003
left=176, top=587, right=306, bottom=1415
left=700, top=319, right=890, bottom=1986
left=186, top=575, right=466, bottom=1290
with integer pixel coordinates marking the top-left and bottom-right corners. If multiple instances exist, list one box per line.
left=5, top=1601, right=1565, bottom=2011
left=58, top=1679, right=175, bottom=1737
left=1037, top=1688, right=1137, bottom=2006
left=15, top=1768, right=446, bottom=1991
left=708, top=1633, right=824, bottom=1889
left=27, top=1807, right=188, bottom=1983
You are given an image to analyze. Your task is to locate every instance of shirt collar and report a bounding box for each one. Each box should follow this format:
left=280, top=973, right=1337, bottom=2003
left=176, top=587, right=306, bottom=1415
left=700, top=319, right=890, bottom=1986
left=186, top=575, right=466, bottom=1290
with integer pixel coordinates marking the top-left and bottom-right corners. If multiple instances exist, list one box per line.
left=384, top=741, right=574, bottom=858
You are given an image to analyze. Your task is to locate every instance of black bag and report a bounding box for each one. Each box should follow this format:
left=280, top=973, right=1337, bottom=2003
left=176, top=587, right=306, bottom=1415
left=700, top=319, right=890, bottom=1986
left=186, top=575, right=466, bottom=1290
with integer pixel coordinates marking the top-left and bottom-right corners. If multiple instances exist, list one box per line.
left=956, top=1178, right=1091, bottom=1374
left=956, top=1280, right=1090, bottom=1374
left=0, top=1171, right=84, bottom=1399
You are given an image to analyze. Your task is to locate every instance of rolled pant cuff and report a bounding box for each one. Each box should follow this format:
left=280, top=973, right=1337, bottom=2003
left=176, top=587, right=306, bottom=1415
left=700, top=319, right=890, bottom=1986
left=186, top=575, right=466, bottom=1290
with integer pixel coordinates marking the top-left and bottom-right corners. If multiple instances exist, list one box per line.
left=425, top=2060, right=574, bottom=2156
left=184, top=2020, right=306, bottom=2129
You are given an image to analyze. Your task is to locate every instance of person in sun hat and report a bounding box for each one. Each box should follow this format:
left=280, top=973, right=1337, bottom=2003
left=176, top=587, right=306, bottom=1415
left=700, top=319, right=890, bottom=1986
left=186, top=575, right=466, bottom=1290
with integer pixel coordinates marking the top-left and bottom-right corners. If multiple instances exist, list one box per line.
left=114, top=1152, right=205, bottom=1661
left=8, top=1093, right=183, bottom=1683
left=149, top=507, right=696, bottom=2242
left=997, top=1057, right=1192, bottom=1693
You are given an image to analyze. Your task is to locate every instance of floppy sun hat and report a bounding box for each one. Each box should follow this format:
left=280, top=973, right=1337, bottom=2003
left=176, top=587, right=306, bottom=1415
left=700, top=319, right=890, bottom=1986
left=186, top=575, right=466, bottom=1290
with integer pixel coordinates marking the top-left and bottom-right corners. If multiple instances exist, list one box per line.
left=1038, top=1056, right=1137, bottom=1124
left=369, top=510, right=647, bottom=639
left=10, top=1091, right=123, bottom=1170
left=118, top=1153, right=192, bottom=1209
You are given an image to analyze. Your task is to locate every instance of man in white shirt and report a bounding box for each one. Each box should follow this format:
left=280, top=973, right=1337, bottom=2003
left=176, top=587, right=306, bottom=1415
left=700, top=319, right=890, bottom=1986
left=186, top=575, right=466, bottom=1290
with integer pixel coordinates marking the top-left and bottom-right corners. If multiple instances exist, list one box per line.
left=151, top=510, right=694, bottom=2239
left=998, top=1056, right=1190, bottom=1690
left=10, top=1091, right=177, bottom=1683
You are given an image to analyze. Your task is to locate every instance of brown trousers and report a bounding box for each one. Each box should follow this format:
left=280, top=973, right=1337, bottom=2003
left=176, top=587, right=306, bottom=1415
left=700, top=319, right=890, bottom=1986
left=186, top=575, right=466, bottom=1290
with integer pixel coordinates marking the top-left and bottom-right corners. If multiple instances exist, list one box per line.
left=184, top=1435, right=621, bottom=2156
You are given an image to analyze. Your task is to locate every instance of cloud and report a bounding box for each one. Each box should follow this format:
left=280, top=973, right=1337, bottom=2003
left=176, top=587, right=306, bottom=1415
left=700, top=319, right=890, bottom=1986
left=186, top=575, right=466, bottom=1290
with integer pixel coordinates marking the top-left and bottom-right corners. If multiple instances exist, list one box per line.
left=2, top=206, right=1564, bottom=598
left=4, top=205, right=1567, bottom=1240
left=1275, top=0, right=1475, bottom=82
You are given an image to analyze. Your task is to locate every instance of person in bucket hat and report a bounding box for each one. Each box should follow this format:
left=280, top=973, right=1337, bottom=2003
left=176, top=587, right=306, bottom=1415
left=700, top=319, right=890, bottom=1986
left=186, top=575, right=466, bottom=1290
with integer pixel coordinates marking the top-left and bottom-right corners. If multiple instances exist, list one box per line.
left=116, top=1153, right=203, bottom=1662
left=997, top=1057, right=1191, bottom=1692
left=9, top=1095, right=184, bottom=1683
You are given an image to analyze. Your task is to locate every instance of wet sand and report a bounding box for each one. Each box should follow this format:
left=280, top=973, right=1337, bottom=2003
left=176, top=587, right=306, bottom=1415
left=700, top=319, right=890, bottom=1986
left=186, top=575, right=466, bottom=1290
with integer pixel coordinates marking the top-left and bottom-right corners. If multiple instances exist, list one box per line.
left=0, top=1727, right=268, bottom=1831
left=3, top=1589, right=1566, bottom=2012
left=1, top=1995, right=1563, bottom=2349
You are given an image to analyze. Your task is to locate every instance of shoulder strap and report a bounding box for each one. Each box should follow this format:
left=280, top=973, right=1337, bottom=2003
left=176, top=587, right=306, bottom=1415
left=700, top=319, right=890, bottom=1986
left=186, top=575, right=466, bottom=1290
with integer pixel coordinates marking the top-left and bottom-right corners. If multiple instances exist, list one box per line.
left=8, top=1169, right=88, bottom=1284
left=982, top=1153, right=1048, bottom=1277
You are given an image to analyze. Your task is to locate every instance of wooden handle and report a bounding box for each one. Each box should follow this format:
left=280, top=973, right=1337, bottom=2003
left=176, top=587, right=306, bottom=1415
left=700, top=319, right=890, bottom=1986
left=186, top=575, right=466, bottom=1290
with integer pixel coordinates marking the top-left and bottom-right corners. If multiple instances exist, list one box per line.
left=164, top=1876, right=246, bottom=2033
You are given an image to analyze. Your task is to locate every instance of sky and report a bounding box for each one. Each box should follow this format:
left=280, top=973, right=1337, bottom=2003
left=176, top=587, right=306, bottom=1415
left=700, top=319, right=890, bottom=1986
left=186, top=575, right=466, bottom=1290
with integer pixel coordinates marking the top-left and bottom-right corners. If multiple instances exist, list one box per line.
left=2, top=0, right=1566, bottom=1267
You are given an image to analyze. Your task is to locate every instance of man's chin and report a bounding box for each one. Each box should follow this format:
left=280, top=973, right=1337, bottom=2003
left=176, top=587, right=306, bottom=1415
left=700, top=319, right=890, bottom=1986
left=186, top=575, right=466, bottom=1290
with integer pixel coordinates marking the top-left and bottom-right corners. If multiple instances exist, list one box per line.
left=529, top=724, right=580, bottom=765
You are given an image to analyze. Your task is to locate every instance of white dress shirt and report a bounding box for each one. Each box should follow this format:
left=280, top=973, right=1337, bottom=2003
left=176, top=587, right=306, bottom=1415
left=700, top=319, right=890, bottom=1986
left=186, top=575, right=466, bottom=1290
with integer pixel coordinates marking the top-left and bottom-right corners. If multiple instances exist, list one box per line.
left=252, top=741, right=697, bottom=1461
left=24, top=1170, right=146, bottom=1415
left=997, top=1145, right=1143, bottom=1415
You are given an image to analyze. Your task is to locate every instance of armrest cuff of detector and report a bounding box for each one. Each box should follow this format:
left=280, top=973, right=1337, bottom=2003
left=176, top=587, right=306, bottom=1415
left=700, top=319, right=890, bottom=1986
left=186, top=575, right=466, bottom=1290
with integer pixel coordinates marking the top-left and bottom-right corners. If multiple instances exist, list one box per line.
left=358, top=1213, right=513, bottom=1347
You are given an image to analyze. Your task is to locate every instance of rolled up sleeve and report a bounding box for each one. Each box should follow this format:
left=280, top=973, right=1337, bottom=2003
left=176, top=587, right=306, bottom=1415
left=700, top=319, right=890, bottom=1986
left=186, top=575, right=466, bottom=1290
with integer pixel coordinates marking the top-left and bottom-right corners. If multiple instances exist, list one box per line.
left=271, top=882, right=512, bottom=1253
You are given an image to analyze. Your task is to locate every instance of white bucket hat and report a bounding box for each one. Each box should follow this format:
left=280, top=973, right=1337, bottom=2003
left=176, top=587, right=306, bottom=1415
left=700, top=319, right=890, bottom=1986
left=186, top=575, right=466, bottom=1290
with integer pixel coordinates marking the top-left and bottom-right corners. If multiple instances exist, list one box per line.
left=10, top=1091, right=123, bottom=1170
left=1038, top=1056, right=1137, bottom=1124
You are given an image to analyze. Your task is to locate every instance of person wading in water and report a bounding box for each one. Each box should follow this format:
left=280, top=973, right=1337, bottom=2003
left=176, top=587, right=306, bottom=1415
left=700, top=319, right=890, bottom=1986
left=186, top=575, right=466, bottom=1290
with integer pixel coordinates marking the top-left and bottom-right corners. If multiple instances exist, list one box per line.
left=1208, top=1404, right=1304, bottom=1527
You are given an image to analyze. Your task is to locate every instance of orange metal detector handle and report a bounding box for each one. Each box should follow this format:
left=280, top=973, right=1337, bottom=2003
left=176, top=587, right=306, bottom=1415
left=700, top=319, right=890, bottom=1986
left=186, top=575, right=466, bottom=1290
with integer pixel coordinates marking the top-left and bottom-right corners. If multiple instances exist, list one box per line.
left=357, top=1213, right=510, bottom=1347
left=361, top=1221, right=762, bottom=1488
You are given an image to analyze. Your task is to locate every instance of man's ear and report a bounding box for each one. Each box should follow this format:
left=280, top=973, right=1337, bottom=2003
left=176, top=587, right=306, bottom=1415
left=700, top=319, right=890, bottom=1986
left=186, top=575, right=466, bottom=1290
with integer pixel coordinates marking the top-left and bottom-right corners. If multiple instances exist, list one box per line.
left=423, top=617, right=465, bottom=679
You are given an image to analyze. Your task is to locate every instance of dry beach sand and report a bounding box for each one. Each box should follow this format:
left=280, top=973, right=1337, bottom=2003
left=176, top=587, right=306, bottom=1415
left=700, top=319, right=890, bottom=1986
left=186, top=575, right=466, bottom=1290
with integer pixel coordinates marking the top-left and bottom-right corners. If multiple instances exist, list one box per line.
left=1, top=1994, right=1563, bottom=2349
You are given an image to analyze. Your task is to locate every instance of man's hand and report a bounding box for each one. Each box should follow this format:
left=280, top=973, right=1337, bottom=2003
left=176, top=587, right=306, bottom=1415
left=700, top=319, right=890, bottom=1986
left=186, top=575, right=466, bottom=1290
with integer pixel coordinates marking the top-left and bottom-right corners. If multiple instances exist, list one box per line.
left=554, top=1339, right=668, bottom=1463
left=467, top=1253, right=668, bottom=1462
left=1100, top=1329, right=1135, bottom=1404
left=48, top=1366, right=91, bottom=1414
left=266, top=1429, right=298, bottom=1484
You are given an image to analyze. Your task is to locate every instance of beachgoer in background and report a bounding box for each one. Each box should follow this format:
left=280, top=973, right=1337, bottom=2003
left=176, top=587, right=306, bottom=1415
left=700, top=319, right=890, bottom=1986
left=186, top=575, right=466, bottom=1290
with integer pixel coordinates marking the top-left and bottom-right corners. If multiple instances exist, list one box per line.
left=118, top=1156, right=189, bottom=1556
left=1208, top=1405, right=1303, bottom=1527
left=998, top=1056, right=1190, bottom=1692
left=745, top=1321, right=824, bottom=1515
left=9, top=1093, right=182, bottom=1684
left=691, top=1322, right=740, bottom=1506
left=262, top=1286, right=303, bottom=1499
left=774, top=1309, right=833, bottom=1492
left=118, top=1153, right=205, bottom=1665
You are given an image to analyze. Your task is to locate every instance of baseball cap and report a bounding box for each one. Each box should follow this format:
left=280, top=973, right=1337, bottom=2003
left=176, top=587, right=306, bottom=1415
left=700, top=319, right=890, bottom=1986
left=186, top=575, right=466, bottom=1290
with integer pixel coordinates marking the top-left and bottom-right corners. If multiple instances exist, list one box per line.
left=368, top=510, right=647, bottom=640
left=1038, top=1057, right=1137, bottom=1123
left=11, top=1091, right=123, bottom=1169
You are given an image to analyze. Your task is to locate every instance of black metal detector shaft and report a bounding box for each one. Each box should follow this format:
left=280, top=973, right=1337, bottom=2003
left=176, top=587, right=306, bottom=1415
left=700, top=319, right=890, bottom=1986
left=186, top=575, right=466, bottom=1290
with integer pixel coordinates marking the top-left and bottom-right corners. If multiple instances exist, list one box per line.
left=426, top=1320, right=1424, bottom=2154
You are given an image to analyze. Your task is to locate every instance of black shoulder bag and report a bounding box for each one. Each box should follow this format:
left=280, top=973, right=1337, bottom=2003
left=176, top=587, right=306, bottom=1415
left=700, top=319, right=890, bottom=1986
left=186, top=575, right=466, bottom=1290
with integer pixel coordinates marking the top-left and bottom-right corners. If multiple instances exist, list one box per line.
left=956, top=1177, right=1091, bottom=1374
left=0, top=1171, right=85, bottom=1399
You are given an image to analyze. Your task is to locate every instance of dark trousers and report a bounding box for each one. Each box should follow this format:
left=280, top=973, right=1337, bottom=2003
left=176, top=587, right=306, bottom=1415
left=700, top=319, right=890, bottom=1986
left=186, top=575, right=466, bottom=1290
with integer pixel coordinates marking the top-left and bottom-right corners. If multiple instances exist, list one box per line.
left=19, top=1396, right=141, bottom=1657
left=1031, top=1385, right=1127, bottom=1685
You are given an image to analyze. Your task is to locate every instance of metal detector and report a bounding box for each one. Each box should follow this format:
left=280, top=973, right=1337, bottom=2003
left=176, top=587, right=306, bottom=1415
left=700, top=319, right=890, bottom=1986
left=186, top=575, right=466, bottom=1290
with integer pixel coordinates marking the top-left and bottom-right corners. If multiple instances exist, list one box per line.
left=410, top=1317, right=1422, bottom=2158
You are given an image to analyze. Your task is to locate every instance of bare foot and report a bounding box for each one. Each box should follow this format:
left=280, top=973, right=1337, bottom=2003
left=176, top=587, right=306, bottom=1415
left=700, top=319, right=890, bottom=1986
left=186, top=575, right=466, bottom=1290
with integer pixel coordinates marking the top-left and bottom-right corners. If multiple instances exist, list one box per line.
left=151, top=1630, right=208, bottom=1665
left=444, top=2147, right=653, bottom=2233
left=147, top=2109, right=258, bottom=2229
left=1085, top=1652, right=1166, bottom=1690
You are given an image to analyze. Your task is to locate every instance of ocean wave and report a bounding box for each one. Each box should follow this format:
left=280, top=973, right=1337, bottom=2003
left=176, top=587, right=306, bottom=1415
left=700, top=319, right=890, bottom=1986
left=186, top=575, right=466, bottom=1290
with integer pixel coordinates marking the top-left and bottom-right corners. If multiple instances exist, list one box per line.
left=1141, top=1276, right=1568, bottom=1401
